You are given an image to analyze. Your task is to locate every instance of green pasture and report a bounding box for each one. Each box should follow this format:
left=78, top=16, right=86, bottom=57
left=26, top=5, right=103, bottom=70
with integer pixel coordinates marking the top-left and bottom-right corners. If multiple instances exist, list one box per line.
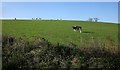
left=2, top=20, right=118, bottom=46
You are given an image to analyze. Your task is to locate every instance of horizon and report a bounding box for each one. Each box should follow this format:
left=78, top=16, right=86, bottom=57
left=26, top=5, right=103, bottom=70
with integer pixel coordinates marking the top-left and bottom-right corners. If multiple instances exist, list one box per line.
left=2, top=2, right=118, bottom=23
left=1, top=18, right=118, bottom=24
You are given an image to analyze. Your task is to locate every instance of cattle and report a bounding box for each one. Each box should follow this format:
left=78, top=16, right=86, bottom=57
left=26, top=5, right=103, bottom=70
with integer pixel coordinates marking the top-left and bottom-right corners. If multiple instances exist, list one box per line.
left=72, top=26, right=82, bottom=33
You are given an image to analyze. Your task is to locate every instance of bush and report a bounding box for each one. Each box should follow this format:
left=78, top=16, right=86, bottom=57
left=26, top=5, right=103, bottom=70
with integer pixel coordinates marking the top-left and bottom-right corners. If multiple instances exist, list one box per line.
left=2, top=35, right=120, bottom=69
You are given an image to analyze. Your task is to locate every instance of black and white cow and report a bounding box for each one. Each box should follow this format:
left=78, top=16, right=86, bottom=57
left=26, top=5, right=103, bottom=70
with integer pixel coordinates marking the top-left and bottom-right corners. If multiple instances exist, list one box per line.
left=72, top=26, right=82, bottom=33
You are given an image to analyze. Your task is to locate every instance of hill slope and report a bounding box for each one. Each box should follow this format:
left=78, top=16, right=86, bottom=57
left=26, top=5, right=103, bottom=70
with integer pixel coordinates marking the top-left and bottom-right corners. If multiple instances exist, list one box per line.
left=2, top=20, right=118, bottom=46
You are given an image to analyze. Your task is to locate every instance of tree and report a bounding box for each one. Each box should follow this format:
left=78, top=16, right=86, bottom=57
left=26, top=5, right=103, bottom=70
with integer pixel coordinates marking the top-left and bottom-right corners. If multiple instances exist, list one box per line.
left=39, top=18, right=42, bottom=20
left=36, top=18, right=38, bottom=20
left=89, top=18, right=93, bottom=22
left=94, top=18, right=99, bottom=22
left=60, top=18, right=62, bottom=20
left=15, top=18, right=16, bottom=20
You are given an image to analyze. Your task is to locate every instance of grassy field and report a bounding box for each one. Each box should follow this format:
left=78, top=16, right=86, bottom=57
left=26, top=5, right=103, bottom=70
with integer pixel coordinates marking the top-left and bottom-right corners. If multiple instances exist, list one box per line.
left=2, top=20, right=119, bottom=69
left=2, top=20, right=118, bottom=46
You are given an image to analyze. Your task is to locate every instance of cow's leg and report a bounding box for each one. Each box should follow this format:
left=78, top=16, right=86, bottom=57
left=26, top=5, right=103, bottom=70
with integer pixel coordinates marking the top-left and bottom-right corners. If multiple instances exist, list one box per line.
left=74, top=29, right=76, bottom=32
left=79, top=29, right=82, bottom=33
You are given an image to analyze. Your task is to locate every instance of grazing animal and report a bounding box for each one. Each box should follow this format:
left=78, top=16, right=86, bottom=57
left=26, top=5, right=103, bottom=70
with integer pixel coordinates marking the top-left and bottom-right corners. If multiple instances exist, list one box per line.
left=72, top=26, right=82, bottom=33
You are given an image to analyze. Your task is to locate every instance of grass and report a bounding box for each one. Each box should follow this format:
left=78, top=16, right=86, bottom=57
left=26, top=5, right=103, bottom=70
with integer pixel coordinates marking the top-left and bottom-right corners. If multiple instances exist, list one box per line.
left=2, top=20, right=119, bottom=69
left=2, top=20, right=118, bottom=46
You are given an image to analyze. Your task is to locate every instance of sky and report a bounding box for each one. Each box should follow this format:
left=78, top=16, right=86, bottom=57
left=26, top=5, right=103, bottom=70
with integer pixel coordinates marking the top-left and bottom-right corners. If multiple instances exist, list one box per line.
left=2, top=2, right=118, bottom=23
left=1, top=0, right=120, bottom=2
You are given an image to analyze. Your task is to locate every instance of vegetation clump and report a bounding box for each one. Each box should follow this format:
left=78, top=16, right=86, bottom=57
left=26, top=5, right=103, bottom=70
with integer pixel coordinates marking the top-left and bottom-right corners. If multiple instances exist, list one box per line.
left=2, top=35, right=120, bottom=69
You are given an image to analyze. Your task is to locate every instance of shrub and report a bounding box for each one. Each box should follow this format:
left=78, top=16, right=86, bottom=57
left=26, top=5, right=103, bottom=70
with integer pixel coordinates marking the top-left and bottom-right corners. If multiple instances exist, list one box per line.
left=2, top=35, right=120, bottom=69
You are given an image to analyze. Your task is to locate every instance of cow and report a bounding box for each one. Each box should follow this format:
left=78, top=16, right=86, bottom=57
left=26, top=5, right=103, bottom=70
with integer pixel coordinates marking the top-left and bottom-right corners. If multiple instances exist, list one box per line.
left=72, top=26, right=82, bottom=33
